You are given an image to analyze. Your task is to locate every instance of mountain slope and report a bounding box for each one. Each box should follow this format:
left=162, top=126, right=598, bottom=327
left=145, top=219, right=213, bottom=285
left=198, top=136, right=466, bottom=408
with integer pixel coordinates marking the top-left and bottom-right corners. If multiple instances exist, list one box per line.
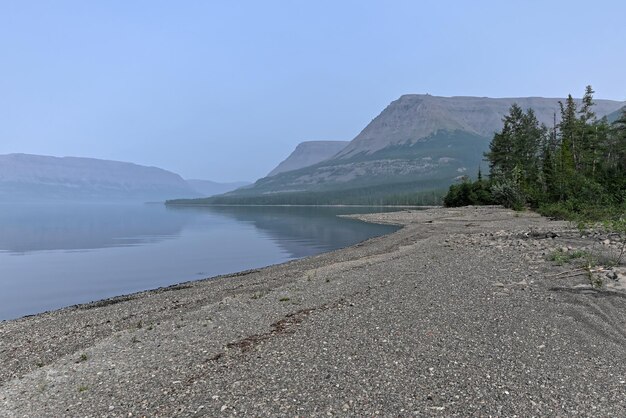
left=237, top=130, right=489, bottom=194
left=336, top=95, right=624, bottom=158
left=177, top=94, right=624, bottom=205
left=0, top=154, right=201, bottom=202
left=267, top=141, right=348, bottom=176
left=607, top=106, right=626, bottom=123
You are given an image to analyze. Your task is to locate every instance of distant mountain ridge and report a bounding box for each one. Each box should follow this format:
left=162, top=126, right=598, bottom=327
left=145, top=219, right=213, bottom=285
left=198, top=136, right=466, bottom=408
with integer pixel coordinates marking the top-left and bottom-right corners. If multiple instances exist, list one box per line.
left=268, top=141, right=349, bottom=176
left=0, top=153, right=201, bottom=202
left=186, top=179, right=251, bottom=197
left=205, top=94, right=624, bottom=204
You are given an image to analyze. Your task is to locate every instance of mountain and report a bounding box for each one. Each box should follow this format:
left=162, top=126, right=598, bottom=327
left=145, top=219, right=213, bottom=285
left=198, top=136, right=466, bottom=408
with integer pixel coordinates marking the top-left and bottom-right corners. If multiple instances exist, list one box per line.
left=172, top=94, right=625, bottom=205
left=335, top=95, right=623, bottom=158
left=0, top=153, right=201, bottom=202
left=267, top=141, right=349, bottom=176
left=186, top=179, right=251, bottom=197
left=607, top=105, right=625, bottom=123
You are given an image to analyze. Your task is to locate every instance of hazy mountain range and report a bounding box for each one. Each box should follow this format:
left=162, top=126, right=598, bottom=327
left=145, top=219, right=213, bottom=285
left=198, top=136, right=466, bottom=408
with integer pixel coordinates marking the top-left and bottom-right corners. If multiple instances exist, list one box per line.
left=0, top=154, right=245, bottom=202
left=207, top=95, right=624, bottom=203
left=4, top=96, right=624, bottom=204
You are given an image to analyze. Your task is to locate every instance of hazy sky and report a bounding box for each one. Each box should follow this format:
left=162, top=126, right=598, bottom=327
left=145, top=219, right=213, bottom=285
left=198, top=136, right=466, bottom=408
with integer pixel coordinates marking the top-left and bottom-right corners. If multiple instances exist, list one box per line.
left=1, top=1, right=624, bottom=182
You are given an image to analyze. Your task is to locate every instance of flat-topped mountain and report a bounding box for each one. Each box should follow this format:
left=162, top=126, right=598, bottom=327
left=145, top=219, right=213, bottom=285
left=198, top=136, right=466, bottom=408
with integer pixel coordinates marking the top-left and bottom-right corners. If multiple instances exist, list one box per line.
left=336, top=95, right=624, bottom=158
left=267, top=141, right=349, bottom=176
left=173, top=94, right=624, bottom=205
left=0, top=153, right=201, bottom=202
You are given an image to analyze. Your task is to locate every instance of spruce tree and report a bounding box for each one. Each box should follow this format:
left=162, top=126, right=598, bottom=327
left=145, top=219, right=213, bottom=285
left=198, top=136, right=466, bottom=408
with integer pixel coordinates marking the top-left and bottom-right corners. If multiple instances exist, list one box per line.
left=559, top=95, right=577, bottom=165
left=447, top=86, right=625, bottom=216
left=612, top=109, right=626, bottom=172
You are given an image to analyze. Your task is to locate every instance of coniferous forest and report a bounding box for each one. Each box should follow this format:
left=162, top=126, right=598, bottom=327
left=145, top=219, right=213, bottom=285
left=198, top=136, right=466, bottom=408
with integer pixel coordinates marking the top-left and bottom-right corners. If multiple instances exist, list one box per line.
left=444, top=86, right=626, bottom=221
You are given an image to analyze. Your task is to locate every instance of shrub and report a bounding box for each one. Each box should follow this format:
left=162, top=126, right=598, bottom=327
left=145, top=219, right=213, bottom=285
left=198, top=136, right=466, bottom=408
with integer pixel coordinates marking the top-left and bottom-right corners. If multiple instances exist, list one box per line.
left=491, top=180, right=525, bottom=210
left=443, top=180, right=494, bottom=207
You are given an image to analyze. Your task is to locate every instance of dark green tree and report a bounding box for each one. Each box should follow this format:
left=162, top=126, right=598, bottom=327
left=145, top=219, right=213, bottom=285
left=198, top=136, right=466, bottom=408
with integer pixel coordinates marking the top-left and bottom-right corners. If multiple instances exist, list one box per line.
left=484, top=104, right=545, bottom=204
left=485, top=104, right=520, bottom=180
left=558, top=95, right=578, bottom=174
left=610, top=109, right=626, bottom=172
left=447, top=85, right=625, bottom=218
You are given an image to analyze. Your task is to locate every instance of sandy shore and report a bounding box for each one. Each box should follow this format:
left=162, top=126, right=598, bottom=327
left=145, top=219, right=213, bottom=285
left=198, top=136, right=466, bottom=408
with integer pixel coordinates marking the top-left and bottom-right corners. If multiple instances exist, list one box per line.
left=1, top=206, right=626, bottom=416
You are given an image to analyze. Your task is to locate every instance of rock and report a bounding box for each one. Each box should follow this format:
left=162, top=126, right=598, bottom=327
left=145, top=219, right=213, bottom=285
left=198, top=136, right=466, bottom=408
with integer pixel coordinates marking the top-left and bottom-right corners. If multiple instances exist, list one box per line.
left=606, top=271, right=619, bottom=281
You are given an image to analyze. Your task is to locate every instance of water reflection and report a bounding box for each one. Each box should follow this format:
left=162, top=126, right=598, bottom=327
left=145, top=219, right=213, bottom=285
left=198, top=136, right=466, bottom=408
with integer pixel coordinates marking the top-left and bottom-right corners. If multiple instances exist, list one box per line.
left=168, top=205, right=401, bottom=258
left=0, top=204, right=400, bottom=257
left=0, top=203, right=188, bottom=253
left=0, top=204, right=401, bottom=320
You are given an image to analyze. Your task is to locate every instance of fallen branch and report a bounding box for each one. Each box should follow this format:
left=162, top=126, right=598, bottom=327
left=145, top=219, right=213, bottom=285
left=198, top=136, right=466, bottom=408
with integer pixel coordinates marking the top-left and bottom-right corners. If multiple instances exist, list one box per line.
left=546, top=268, right=587, bottom=278
left=546, top=267, right=607, bottom=280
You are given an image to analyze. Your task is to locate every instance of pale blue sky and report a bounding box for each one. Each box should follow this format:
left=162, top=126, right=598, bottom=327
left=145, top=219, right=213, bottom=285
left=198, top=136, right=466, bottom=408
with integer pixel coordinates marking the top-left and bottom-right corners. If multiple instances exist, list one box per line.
left=1, top=1, right=624, bottom=181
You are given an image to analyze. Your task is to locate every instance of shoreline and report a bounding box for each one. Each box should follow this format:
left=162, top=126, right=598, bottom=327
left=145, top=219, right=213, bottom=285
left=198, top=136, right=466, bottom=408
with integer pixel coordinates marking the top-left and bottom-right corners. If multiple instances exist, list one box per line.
left=2, top=206, right=626, bottom=416
left=165, top=203, right=439, bottom=208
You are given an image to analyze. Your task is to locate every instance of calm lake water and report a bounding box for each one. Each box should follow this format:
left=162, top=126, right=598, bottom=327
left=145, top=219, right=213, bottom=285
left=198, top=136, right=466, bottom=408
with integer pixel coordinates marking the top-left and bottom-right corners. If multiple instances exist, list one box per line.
left=0, top=204, right=402, bottom=321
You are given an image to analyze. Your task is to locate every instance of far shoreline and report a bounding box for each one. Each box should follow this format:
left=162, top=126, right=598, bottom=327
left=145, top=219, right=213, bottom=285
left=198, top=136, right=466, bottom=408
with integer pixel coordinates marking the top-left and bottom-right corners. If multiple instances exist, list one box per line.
left=164, top=202, right=439, bottom=208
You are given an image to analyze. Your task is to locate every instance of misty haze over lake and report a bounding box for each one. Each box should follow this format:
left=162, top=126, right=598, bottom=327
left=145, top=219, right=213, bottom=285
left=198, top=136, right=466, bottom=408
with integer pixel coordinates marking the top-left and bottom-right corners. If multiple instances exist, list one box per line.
left=0, top=204, right=400, bottom=321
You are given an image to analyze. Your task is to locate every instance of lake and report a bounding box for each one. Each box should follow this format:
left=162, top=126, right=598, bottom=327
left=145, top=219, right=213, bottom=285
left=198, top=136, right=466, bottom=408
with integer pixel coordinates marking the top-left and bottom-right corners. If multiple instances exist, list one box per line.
left=0, top=204, right=402, bottom=321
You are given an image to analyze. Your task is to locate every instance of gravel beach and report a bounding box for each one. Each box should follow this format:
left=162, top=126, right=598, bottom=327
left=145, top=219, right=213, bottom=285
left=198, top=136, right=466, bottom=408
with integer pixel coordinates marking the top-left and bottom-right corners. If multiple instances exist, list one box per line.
left=1, top=206, right=626, bottom=417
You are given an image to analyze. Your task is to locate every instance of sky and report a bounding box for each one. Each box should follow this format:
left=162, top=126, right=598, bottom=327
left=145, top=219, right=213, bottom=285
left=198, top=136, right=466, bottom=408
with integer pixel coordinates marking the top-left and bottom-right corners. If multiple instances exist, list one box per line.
left=0, top=1, right=625, bottom=182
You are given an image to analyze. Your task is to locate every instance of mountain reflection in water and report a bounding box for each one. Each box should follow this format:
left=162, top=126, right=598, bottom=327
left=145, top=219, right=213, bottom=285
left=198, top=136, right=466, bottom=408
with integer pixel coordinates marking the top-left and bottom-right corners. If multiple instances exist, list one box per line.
left=169, top=205, right=402, bottom=259
left=0, top=204, right=188, bottom=253
left=0, top=203, right=402, bottom=320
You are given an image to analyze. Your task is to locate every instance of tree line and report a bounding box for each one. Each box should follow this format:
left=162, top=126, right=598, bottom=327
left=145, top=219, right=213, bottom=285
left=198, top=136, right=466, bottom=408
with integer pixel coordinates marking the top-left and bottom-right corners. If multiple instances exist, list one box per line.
left=444, top=86, right=626, bottom=220
left=168, top=183, right=446, bottom=206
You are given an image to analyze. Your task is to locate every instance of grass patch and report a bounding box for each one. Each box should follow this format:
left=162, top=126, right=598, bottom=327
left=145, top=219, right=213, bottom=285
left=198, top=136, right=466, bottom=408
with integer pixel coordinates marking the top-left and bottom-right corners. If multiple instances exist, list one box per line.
left=547, top=249, right=589, bottom=266
left=538, top=202, right=626, bottom=223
